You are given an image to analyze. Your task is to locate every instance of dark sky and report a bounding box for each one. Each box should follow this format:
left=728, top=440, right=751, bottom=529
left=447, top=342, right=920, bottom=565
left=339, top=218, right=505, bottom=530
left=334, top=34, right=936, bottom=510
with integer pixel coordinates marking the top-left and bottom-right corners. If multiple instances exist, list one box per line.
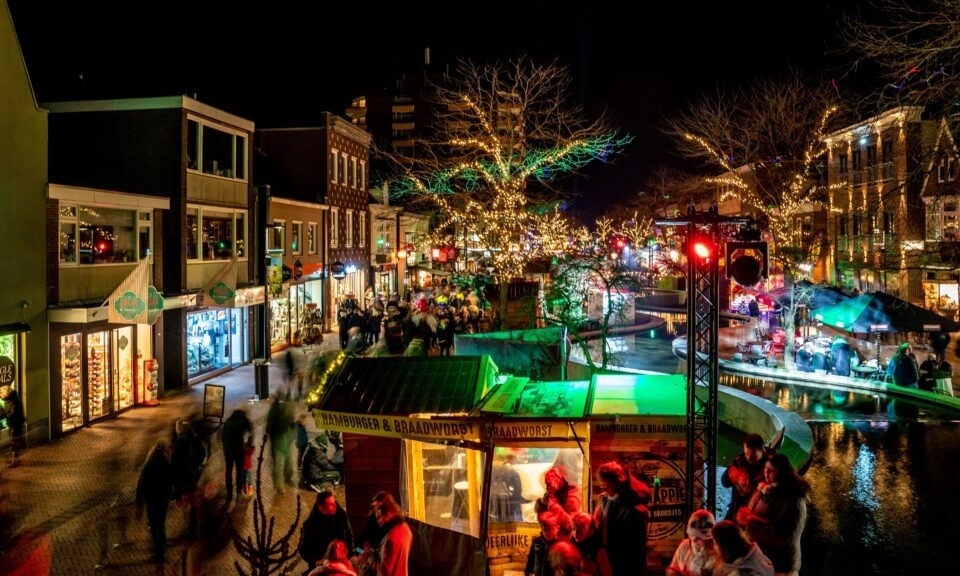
left=8, top=0, right=847, bottom=215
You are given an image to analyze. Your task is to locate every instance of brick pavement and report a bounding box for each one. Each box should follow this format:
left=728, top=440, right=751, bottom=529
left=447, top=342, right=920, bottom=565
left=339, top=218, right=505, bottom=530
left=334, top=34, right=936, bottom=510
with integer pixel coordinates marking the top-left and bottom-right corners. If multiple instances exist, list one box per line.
left=1, top=336, right=342, bottom=576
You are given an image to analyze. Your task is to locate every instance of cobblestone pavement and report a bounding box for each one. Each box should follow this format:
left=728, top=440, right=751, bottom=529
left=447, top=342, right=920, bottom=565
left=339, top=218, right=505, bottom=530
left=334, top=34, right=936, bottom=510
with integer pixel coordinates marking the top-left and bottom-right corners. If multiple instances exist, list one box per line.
left=1, top=337, right=342, bottom=576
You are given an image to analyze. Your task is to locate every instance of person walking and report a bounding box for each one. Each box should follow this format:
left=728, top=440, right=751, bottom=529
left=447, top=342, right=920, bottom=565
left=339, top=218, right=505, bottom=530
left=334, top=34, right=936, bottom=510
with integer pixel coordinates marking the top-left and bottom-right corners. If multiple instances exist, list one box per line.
left=1, top=385, right=25, bottom=467
left=242, top=437, right=256, bottom=496
left=593, top=460, right=652, bottom=576
left=135, top=439, right=173, bottom=564
left=372, top=491, right=413, bottom=576
left=711, top=520, right=774, bottom=576
left=300, top=491, right=354, bottom=576
left=736, top=452, right=810, bottom=576
left=720, top=433, right=772, bottom=521
left=296, top=413, right=310, bottom=473
left=219, top=408, right=253, bottom=503
left=266, top=391, right=296, bottom=493
left=170, top=421, right=207, bottom=538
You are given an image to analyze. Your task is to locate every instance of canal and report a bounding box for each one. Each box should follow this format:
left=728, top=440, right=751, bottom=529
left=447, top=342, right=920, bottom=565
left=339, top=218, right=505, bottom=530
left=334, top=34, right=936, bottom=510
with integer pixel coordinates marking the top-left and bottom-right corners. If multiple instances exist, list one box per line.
left=618, top=333, right=960, bottom=575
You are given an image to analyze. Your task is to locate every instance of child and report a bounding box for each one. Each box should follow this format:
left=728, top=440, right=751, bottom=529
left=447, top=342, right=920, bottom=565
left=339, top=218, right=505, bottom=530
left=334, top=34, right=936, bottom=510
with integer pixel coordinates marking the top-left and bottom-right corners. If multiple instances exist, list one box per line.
left=525, top=509, right=565, bottom=576
left=242, top=438, right=255, bottom=496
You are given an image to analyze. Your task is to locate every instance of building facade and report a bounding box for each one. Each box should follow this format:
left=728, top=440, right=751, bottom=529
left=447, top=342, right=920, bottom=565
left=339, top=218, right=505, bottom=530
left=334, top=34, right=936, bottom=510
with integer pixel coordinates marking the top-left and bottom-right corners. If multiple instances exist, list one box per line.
left=0, top=0, right=49, bottom=444
left=44, top=96, right=259, bottom=436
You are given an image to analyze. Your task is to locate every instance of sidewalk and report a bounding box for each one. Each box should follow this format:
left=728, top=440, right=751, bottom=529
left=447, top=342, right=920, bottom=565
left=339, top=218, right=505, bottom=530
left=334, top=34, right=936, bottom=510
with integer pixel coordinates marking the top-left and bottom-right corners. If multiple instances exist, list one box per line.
left=1, top=335, right=342, bottom=576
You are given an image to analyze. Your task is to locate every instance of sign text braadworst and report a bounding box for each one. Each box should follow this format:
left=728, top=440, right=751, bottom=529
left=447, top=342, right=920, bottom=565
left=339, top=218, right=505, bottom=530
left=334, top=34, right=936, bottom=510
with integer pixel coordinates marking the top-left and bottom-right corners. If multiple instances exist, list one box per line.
left=315, top=410, right=481, bottom=442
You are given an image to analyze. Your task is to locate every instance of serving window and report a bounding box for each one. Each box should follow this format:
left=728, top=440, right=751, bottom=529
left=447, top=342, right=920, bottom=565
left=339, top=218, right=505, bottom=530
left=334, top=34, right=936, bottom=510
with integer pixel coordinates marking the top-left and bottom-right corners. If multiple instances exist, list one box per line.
left=401, top=440, right=486, bottom=538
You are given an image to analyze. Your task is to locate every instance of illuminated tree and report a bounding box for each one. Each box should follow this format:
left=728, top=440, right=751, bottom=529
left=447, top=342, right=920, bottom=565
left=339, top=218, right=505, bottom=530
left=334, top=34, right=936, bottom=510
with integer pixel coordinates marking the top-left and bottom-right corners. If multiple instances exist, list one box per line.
left=542, top=215, right=653, bottom=371
left=385, top=56, right=631, bottom=323
left=662, top=72, right=849, bottom=364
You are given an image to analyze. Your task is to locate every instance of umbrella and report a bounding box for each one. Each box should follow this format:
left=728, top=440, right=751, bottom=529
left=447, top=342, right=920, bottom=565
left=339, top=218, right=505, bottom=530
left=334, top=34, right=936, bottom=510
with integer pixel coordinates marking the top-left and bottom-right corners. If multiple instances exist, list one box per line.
left=769, top=280, right=851, bottom=309
left=812, top=291, right=960, bottom=333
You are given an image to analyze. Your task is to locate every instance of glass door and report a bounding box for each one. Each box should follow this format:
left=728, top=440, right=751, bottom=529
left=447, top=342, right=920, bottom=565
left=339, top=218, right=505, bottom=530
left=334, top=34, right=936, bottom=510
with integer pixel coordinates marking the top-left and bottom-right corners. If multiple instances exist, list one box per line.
left=113, top=326, right=134, bottom=410
left=87, top=331, right=111, bottom=420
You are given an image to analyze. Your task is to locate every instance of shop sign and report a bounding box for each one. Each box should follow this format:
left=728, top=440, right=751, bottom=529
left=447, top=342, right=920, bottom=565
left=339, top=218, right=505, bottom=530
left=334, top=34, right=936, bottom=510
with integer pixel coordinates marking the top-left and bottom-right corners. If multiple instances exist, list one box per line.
left=208, top=281, right=236, bottom=306
left=489, top=420, right=590, bottom=441
left=591, top=416, right=687, bottom=441
left=147, top=285, right=164, bottom=325
left=0, top=356, right=15, bottom=386
left=330, top=261, right=347, bottom=280
left=315, top=410, right=481, bottom=442
left=113, top=290, right=146, bottom=321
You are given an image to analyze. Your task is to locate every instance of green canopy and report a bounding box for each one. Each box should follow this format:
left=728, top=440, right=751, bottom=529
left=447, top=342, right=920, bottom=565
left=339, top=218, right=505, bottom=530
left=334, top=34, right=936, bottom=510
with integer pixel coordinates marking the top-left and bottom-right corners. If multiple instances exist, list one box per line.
left=813, top=291, right=960, bottom=333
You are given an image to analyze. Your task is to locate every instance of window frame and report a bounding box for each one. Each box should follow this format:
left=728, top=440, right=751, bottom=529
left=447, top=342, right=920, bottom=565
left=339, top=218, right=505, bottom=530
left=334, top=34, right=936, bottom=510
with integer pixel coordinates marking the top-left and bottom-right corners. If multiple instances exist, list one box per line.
left=186, top=116, right=247, bottom=181
left=184, top=204, right=249, bottom=262
left=58, top=202, right=151, bottom=266
left=330, top=209, right=339, bottom=248
left=291, top=221, right=303, bottom=255
left=307, top=222, right=318, bottom=255
left=345, top=210, right=354, bottom=248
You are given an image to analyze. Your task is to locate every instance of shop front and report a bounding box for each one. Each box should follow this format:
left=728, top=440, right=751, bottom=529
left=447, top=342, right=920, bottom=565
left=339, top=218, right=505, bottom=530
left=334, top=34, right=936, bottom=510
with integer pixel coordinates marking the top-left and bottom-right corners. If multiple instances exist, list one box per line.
left=0, top=323, right=29, bottom=439
left=48, top=315, right=154, bottom=436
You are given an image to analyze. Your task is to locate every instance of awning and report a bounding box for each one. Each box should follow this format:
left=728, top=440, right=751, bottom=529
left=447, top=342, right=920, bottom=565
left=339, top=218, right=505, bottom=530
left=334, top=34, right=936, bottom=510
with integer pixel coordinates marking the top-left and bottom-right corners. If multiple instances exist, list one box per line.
left=300, top=262, right=325, bottom=278
left=0, top=321, right=30, bottom=335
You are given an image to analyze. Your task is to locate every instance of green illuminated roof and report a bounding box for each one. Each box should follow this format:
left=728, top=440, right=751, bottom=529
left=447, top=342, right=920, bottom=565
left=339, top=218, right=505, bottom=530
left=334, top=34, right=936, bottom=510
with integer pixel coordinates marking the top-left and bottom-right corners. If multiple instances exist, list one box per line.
left=318, top=355, right=498, bottom=415
left=475, top=378, right=590, bottom=418
left=588, top=373, right=687, bottom=416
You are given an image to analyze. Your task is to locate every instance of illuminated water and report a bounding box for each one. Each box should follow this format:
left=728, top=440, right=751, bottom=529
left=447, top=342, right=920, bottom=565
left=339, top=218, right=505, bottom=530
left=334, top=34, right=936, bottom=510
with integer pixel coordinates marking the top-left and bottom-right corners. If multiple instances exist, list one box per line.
left=618, top=334, right=960, bottom=575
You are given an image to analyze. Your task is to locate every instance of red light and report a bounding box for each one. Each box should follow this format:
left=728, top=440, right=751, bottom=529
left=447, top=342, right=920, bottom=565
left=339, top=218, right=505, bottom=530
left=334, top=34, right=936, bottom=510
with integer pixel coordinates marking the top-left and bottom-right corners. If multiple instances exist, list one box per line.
left=693, top=242, right=711, bottom=259
left=615, top=239, right=625, bottom=249
left=97, top=242, right=108, bottom=252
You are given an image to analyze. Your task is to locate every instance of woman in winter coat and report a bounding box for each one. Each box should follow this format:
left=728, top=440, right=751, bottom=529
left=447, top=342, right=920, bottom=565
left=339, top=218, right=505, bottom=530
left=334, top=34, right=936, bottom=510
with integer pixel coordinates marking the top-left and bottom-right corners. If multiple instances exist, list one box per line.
left=711, top=520, right=773, bottom=576
left=308, top=539, right=358, bottom=576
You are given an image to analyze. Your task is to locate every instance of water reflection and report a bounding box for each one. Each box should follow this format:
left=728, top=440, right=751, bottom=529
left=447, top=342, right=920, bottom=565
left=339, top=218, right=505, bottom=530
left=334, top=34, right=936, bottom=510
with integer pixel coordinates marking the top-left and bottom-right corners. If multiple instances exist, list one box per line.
left=610, top=334, right=960, bottom=575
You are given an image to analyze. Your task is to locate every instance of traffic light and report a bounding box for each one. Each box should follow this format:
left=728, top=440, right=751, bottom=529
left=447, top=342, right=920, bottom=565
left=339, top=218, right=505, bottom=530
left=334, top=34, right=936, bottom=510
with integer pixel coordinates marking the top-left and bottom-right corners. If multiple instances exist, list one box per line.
left=726, top=241, right=768, bottom=287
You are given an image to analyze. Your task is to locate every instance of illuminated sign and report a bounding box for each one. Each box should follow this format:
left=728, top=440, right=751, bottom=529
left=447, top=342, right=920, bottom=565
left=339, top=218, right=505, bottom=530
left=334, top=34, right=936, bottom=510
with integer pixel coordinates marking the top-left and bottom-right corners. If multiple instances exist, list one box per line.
left=314, top=410, right=481, bottom=442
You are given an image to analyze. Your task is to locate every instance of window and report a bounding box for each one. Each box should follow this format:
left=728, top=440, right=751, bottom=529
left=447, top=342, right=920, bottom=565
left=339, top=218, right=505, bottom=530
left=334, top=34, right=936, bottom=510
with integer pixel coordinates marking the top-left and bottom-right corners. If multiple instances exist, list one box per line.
left=359, top=211, right=367, bottom=248
left=359, top=160, right=366, bottom=191
left=852, top=150, right=861, bottom=171
left=927, top=201, right=943, bottom=241
left=330, top=149, right=339, bottom=184
left=882, top=141, right=893, bottom=163
left=186, top=116, right=246, bottom=180
left=330, top=209, right=339, bottom=248
left=852, top=212, right=862, bottom=236
left=838, top=153, right=847, bottom=174
left=939, top=159, right=947, bottom=183
left=950, top=158, right=958, bottom=182
left=348, top=157, right=355, bottom=188
left=59, top=203, right=144, bottom=265
left=307, top=222, right=318, bottom=254
left=185, top=206, right=248, bottom=261
left=867, top=146, right=877, bottom=166
left=291, top=221, right=302, bottom=255
left=346, top=210, right=354, bottom=248
left=138, top=212, right=153, bottom=260
left=340, top=152, right=348, bottom=185
left=270, top=220, right=286, bottom=254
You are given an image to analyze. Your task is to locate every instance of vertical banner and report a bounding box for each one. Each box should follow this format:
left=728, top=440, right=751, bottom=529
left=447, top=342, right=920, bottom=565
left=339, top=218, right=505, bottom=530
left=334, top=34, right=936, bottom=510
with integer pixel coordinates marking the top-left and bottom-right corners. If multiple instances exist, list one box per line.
left=147, top=285, right=164, bottom=325
left=108, top=258, right=151, bottom=324
left=202, top=260, right=238, bottom=307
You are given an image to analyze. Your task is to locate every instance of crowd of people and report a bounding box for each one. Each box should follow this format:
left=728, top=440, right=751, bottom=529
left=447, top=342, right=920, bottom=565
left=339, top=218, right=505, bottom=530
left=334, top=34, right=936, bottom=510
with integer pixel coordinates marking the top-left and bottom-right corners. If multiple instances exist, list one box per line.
left=335, top=284, right=492, bottom=357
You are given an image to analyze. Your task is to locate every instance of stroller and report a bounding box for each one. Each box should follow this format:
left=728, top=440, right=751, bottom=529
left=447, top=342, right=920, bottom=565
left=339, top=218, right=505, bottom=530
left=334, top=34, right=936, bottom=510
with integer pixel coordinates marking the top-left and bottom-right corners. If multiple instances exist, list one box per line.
left=299, top=434, right=342, bottom=492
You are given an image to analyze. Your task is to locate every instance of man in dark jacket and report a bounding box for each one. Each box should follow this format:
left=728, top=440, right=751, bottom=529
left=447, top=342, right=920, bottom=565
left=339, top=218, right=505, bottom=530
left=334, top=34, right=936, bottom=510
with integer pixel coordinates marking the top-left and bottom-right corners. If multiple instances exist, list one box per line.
left=219, top=408, right=253, bottom=502
left=720, top=432, right=772, bottom=521
left=593, top=460, right=652, bottom=576
left=299, top=490, right=354, bottom=576
left=171, top=422, right=207, bottom=538
left=1, top=386, right=25, bottom=466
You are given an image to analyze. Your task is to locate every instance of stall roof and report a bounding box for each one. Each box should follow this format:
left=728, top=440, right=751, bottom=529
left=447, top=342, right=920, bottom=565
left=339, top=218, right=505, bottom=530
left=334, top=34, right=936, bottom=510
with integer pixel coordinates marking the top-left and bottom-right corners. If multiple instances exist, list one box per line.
left=587, top=373, right=687, bottom=416
left=454, top=326, right=567, bottom=380
left=475, top=377, right=591, bottom=419
left=318, top=355, right=499, bottom=416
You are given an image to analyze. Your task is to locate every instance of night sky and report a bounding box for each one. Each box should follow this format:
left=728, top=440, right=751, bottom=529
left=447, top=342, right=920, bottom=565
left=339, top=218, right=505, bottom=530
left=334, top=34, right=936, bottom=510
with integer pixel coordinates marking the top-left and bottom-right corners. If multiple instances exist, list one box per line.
left=7, top=0, right=848, bottom=215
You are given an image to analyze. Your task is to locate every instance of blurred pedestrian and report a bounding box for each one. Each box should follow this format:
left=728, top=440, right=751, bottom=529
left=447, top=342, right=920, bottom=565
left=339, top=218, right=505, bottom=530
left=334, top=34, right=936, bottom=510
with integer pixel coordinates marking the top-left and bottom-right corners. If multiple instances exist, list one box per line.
left=300, top=491, right=354, bottom=576
left=666, top=509, right=718, bottom=576
left=135, top=439, right=173, bottom=564
left=171, top=421, right=207, bottom=538
left=296, top=413, right=310, bottom=472
left=372, top=491, right=412, bottom=576
left=711, top=520, right=773, bottom=576
left=547, top=539, right=590, bottom=576
left=266, top=391, right=296, bottom=493
left=720, top=433, right=772, bottom=521
left=242, top=437, right=256, bottom=496
left=309, top=539, right=359, bottom=576
left=736, top=453, right=810, bottom=576
left=593, top=460, right=652, bottom=576
left=886, top=342, right=919, bottom=388
left=570, top=512, right=601, bottom=575
left=1, top=385, right=25, bottom=466
left=219, top=408, right=253, bottom=503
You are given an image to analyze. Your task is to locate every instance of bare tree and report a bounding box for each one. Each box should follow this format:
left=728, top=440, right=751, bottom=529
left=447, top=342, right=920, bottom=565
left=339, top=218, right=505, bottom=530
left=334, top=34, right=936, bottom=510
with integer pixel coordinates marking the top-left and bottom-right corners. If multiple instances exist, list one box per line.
left=386, top=56, right=631, bottom=323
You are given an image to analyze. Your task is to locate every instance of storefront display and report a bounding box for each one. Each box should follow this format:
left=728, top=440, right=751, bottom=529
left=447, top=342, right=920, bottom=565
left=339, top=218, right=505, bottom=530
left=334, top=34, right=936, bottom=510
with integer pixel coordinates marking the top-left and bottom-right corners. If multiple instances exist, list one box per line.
left=114, top=327, right=134, bottom=410
left=269, top=297, right=290, bottom=350
left=186, top=309, right=233, bottom=379
left=61, top=334, right=83, bottom=432
left=0, top=333, right=22, bottom=432
left=142, top=358, right=159, bottom=404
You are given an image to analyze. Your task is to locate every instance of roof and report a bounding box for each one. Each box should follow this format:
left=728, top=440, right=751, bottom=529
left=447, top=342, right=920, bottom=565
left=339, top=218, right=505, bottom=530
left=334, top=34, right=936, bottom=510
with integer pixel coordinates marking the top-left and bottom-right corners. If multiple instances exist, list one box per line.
left=588, top=373, right=687, bottom=416
left=318, top=355, right=498, bottom=416
left=475, top=377, right=590, bottom=419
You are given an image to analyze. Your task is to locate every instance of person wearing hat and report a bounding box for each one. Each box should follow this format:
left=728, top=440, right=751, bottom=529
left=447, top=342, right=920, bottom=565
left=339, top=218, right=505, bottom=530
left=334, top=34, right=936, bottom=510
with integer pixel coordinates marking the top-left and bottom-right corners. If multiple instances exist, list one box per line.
left=667, top=509, right=719, bottom=576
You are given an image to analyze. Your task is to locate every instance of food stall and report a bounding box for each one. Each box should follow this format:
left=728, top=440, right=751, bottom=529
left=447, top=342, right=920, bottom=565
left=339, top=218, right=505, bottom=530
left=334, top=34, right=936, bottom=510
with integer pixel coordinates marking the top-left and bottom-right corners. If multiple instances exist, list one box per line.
left=312, top=356, right=695, bottom=576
